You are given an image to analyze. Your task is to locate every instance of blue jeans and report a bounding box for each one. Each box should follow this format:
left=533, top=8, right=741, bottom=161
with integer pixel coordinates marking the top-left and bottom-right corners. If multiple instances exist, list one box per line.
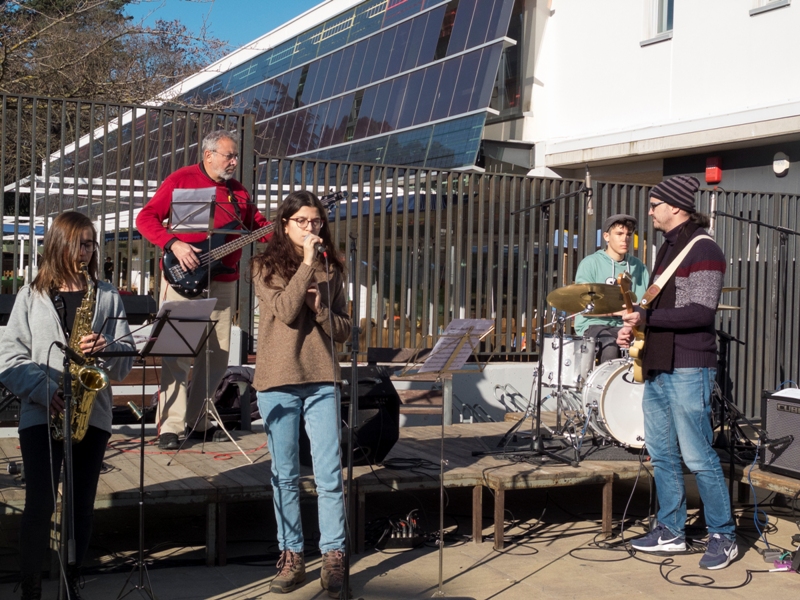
left=643, top=368, right=734, bottom=539
left=257, top=383, right=346, bottom=554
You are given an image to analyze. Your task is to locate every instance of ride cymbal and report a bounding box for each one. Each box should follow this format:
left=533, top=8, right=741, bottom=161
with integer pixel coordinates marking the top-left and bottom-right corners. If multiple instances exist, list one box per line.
left=547, top=283, right=627, bottom=315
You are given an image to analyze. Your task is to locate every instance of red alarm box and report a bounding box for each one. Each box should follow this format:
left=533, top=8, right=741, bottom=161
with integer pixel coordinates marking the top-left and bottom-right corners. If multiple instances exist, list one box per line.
left=706, top=156, right=722, bottom=184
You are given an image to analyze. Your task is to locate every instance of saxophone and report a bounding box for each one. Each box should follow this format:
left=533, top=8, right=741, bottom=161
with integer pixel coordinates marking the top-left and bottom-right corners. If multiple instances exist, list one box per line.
left=51, top=263, right=111, bottom=442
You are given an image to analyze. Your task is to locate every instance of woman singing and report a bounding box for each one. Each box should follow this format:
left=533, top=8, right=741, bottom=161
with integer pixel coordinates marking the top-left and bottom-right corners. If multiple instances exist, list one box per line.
left=0, top=212, right=134, bottom=599
left=251, top=191, right=351, bottom=597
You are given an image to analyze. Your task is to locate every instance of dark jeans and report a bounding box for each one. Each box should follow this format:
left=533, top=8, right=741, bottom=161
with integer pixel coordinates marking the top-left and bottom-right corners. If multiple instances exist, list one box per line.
left=584, top=324, right=623, bottom=364
left=19, top=424, right=110, bottom=575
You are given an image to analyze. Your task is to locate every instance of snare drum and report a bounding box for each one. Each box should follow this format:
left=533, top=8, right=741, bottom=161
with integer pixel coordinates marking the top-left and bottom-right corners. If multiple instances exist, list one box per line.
left=541, top=334, right=596, bottom=389
left=581, top=359, right=645, bottom=448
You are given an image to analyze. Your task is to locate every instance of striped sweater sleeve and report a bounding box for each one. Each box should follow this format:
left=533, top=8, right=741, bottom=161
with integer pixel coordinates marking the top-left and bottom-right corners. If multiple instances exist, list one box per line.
left=647, top=238, right=725, bottom=330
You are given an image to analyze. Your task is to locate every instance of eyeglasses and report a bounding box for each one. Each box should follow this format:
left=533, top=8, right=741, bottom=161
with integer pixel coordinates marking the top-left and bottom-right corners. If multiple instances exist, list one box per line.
left=649, top=201, right=666, bottom=210
left=212, top=150, right=239, bottom=162
left=80, top=241, right=97, bottom=252
left=288, top=217, right=323, bottom=229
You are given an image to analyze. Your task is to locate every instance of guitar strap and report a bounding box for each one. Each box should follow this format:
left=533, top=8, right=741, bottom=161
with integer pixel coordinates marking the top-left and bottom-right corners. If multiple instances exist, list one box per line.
left=639, top=235, right=713, bottom=307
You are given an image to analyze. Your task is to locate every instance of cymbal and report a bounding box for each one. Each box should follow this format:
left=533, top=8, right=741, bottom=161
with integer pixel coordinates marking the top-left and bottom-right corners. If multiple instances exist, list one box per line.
left=547, top=283, right=626, bottom=315
left=717, top=304, right=740, bottom=311
left=721, top=287, right=743, bottom=293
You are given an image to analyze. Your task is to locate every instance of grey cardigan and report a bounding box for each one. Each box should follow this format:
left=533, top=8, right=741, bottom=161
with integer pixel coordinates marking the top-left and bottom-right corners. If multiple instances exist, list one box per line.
left=0, top=282, right=135, bottom=433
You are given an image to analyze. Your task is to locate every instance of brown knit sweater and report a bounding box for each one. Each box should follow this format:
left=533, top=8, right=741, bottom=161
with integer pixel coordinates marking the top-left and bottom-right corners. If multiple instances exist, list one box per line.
left=252, top=262, right=351, bottom=392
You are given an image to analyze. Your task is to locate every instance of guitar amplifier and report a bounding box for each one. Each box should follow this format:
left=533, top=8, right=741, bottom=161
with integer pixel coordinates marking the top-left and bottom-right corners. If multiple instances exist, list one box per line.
left=760, top=389, right=800, bottom=479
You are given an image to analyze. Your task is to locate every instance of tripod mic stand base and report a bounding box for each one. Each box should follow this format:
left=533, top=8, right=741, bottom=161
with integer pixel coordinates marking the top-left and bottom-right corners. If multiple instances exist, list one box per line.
left=117, top=561, right=157, bottom=600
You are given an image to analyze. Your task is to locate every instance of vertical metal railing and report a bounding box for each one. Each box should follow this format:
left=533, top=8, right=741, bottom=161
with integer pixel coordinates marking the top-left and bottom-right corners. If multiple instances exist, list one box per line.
left=3, top=92, right=798, bottom=417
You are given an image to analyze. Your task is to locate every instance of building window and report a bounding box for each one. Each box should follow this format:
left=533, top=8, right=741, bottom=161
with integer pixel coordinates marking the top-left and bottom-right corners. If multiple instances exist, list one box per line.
left=656, top=0, right=674, bottom=33
left=750, top=0, right=791, bottom=16
left=641, top=0, right=674, bottom=47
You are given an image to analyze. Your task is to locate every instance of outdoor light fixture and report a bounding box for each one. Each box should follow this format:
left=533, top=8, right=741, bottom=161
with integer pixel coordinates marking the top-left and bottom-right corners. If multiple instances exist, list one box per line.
left=773, top=152, right=790, bottom=177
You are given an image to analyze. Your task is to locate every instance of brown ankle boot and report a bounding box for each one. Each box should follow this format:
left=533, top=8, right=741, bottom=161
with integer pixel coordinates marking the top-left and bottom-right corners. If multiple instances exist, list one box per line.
left=270, top=550, right=306, bottom=593
left=321, top=549, right=345, bottom=598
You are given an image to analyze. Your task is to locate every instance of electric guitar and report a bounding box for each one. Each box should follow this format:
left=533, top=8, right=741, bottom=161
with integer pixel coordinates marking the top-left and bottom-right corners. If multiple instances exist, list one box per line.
left=617, top=273, right=645, bottom=383
left=163, top=191, right=345, bottom=297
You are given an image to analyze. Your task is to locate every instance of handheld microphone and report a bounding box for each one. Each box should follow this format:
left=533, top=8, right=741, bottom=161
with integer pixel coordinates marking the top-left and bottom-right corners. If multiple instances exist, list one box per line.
left=585, top=166, right=593, bottom=216
left=305, top=234, right=326, bottom=256
left=764, top=434, right=793, bottom=449
left=55, top=341, right=86, bottom=366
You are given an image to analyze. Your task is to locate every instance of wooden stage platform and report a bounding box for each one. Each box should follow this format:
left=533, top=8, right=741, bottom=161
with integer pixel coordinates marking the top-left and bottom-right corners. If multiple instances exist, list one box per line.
left=1, top=421, right=797, bottom=567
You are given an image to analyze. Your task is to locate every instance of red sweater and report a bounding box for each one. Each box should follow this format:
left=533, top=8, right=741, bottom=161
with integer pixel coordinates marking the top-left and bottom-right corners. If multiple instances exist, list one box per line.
left=136, top=164, right=271, bottom=282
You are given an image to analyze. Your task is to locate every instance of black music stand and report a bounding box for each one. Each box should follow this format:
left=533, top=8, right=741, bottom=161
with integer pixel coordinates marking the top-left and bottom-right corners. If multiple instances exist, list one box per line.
left=104, top=308, right=216, bottom=600
left=166, top=183, right=254, bottom=461
left=415, top=319, right=492, bottom=600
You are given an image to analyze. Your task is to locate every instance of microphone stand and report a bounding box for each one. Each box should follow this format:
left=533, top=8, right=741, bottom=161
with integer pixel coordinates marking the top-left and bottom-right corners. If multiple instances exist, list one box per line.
left=714, top=211, right=800, bottom=390
left=58, top=351, right=77, bottom=600
left=501, top=183, right=589, bottom=467
left=341, top=232, right=360, bottom=599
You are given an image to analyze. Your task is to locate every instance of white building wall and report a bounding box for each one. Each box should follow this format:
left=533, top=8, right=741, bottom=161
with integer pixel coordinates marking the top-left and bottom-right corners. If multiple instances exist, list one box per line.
left=526, top=0, right=800, bottom=166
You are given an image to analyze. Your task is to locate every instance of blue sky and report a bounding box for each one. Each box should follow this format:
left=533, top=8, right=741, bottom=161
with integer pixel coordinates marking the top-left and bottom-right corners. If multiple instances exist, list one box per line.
left=125, top=0, right=323, bottom=51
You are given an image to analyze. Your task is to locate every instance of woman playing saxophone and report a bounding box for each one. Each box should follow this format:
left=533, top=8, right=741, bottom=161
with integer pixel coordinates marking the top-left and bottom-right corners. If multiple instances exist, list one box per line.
left=0, top=212, right=134, bottom=599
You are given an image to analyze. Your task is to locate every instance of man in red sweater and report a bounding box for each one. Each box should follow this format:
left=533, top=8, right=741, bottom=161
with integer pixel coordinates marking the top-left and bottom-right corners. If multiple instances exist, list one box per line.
left=137, top=130, right=271, bottom=449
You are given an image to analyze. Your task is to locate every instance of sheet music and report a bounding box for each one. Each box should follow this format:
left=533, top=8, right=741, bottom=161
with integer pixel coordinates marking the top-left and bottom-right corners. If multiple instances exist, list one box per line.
left=418, top=319, right=494, bottom=373
left=143, top=298, right=217, bottom=356
left=169, top=187, right=215, bottom=232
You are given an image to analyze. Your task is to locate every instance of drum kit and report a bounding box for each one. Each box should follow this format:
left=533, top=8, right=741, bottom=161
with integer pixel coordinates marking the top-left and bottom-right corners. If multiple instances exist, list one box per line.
left=537, top=282, right=646, bottom=451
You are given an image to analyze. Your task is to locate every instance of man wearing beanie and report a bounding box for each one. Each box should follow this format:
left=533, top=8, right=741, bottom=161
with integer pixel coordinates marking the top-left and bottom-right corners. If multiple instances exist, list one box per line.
left=574, top=214, right=649, bottom=364
left=618, top=175, right=737, bottom=570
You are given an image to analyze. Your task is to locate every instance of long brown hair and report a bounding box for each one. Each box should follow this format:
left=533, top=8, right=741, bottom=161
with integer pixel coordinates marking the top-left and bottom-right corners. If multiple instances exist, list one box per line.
left=31, top=212, right=99, bottom=294
left=251, top=190, right=344, bottom=286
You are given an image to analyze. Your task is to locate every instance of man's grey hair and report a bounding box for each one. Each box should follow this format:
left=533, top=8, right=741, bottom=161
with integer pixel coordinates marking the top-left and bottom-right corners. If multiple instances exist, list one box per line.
left=202, top=130, right=240, bottom=153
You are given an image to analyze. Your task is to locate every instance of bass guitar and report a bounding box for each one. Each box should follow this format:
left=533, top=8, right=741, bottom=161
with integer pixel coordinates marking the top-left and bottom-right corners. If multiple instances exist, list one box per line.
left=163, top=191, right=345, bottom=297
left=617, top=273, right=645, bottom=383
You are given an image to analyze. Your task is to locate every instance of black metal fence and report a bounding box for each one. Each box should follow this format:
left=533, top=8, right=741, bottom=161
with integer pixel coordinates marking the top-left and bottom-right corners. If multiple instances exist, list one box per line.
left=1, top=93, right=797, bottom=418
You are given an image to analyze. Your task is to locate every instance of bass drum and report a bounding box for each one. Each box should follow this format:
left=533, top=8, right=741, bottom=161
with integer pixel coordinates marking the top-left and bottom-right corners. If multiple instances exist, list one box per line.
left=582, top=359, right=645, bottom=448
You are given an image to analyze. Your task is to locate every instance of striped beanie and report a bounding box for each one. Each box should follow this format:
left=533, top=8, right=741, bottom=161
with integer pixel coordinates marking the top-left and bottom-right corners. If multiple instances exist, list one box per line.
left=650, top=175, right=700, bottom=213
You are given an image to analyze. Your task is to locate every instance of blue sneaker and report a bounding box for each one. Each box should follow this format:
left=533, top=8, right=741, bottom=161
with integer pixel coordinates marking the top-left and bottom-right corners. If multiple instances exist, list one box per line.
left=699, top=534, right=738, bottom=570
left=630, top=524, right=687, bottom=553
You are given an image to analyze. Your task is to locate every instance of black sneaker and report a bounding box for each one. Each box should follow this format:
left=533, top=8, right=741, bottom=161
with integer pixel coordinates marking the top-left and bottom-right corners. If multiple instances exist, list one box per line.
left=186, top=426, right=229, bottom=442
left=66, top=565, right=84, bottom=599
left=699, top=533, right=738, bottom=570
left=158, top=433, right=179, bottom=450
left=630, top=523, right=686, bottom=553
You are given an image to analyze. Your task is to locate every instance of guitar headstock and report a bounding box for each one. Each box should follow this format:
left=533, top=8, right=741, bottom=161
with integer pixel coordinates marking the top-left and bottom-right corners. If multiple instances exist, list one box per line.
left=617, top=272, right=632, bottom=295
left=617, top=273, right=636, bottom=312
left=319, top=190, right=347, bottom=208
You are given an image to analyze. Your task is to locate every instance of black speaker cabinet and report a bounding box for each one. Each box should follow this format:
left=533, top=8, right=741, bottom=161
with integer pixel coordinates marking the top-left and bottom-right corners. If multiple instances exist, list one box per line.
left=760, top=390, right=800, bottom=479
left=299, top=366, right=400, bottom=467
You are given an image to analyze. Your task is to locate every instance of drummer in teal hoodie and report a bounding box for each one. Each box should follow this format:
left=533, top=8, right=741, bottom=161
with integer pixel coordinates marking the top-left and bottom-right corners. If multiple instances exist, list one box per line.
left=574, top=214, right=649, bottom=363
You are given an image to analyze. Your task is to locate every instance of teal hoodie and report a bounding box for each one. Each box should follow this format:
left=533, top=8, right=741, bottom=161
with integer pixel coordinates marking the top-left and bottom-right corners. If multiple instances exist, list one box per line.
left=573, top=250, right=649, bottom=336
